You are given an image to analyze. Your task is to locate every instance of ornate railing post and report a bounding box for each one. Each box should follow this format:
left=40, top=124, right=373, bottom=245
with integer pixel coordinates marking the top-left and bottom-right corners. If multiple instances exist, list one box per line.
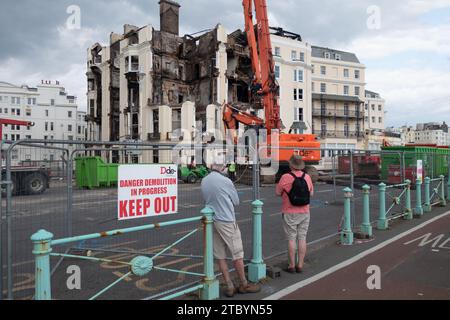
left=200, top=207, right=219, bottom=300
left=424, top=177, right=431, bottom=212
left=341, top=188, right=354, bottom=245
left=360, top=185, right=372, bottom=237
left=377, top=183, right=388, bottom=230
left=248, top=200, right=266, bottom=283
left=31, top=229, right=54, bottom=300
left=404, top=180, right=413, bottom=220
left=414, top=178, right=424, bottom=217
left=440, top=175, right=447, bottom=207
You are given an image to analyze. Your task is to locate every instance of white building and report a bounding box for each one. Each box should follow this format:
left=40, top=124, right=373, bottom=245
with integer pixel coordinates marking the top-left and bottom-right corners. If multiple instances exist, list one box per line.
left=415, top=130, right=450, bottom=146
left=364, top=90, right=385, bottom=131
left=271, top=28, right=312, bottom=134
left=0, top=80, right=87, bottom=164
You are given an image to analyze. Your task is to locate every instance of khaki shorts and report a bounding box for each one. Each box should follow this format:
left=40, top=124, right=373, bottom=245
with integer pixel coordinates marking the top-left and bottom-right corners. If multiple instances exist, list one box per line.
left=213, top=221, right=244, bottom=261
left=282, top=213, right=310, bottom=241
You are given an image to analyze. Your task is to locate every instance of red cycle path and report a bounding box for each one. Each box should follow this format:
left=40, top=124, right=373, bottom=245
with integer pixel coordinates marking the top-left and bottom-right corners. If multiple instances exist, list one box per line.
left=282, top=213, right=450, bottom=300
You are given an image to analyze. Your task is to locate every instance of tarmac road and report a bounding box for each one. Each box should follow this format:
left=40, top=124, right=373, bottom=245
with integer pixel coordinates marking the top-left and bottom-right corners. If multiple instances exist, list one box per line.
left=2, top=177, right=419, bottom=300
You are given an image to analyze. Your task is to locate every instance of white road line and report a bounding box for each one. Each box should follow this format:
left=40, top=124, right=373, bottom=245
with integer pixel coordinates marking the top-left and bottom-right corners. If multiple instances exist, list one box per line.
left=263, top=211, right=450, bottom=300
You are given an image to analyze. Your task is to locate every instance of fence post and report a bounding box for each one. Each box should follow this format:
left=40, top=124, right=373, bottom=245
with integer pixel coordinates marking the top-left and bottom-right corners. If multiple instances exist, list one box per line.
left=440, top=175, right=447, bottom=207
left=360, top=185, right=372, bottom=237
left=248, top=200, right=266, bottom=283
left=31, top=229, right=53, bottom=300
left=200, top=207, right=219, bottom=300
left=377, top=183, right=388, bottom=230
left=341, top=188, right=354, bottom=245
left=424, top=177, right=431, bottom=212
left=404, top=179, right=413, bottom=220
left=414, top=178, right=424, bottom=217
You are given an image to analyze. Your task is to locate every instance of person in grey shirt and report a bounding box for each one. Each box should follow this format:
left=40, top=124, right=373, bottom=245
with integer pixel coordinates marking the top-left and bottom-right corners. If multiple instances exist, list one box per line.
left=201, top=163, right=260, bottom=298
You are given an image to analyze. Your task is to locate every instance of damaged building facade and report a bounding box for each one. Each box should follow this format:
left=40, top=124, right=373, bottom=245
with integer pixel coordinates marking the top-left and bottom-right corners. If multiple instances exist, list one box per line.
left=87, top=0, right=376, bottom=166
left=86, top=0, right=229, bottom=163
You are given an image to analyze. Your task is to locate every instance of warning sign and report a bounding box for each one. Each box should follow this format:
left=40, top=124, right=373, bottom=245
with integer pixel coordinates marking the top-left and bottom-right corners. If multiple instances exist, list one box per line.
left=118, top=164, right=178, bottom=220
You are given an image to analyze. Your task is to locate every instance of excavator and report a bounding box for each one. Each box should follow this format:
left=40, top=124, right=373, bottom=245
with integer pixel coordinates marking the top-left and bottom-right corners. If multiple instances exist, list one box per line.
left=222, top=0, right=321, bottom=181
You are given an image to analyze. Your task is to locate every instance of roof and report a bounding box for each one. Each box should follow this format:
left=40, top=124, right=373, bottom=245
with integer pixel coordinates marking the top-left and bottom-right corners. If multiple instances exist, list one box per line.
left=312, top=93, right=364, bottom=103
left=365, top=90, right=381, bottom=98
left=312, top=46, right=360, bottom=63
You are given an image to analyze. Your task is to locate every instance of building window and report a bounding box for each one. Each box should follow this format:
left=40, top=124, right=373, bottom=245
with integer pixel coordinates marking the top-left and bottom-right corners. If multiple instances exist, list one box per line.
left=344, top=69, right=349, bottom=78
left=68, top=124, right=72, bottom=132
left=344, top=103, right=349, bottom=116
left=320, top=83, right=326, bottom=93
left=50, top=99, right=55, bottom=106
left=378, top=105, right=382, bottom=111
left=45, top=110, right=49, bottom=117
left=26, top=135, right=31, bottom=140
left=379, top=117, right=382, bottom=123
left=344, top=86, right=349, bottom=95
left=335, top=54, right=341, bottom=60
left=355, top=70, right=360, bottom=79
left=16, top=109, right=20, bottom=116
left=291, top=50, right=297, bottom=60
left=274, top=47, right=281, bottom=57
left=26, top=109, right=31, bottom=116
left=45, top=122, right=48, bottom=131
left=51, top=122, right=54, bottom=131
left=300, top=52, right=305, bottom=62
left=295, top=108, right=304, bottom=121
left=372, top=117, right=375, bottom=123
left=275, top=65, right=280, bottom=79
left=344, top=124, right=349, bottom=137
left=371, top=104, right=375, bottom=111
left=68, top=111, right=73, bottom=118
left=324, top=52, right=331, bottom=59
left=311, top=64, right=314, bottom=74
left=78, top=126, right=81, bottom=134
left=294, top=70, right=303, bottom=82
left=355, top=86, right=360, bottom=96
left=293, top=88, right=303, bottom=101
left=320, top=66, right=326, bottom=75
left=298, top=70, right=303, bottom=82
left=312, top=82, right=315, bottom=92
left=3, top=108, right=7, bottom=114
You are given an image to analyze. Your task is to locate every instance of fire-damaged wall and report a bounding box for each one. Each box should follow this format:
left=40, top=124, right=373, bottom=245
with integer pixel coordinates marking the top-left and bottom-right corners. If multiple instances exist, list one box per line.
left=150, top=27, right=221, bottom=113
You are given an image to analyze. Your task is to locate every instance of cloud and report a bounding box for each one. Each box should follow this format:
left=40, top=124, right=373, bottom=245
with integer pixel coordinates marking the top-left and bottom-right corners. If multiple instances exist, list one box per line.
left=367, top=67, right=450, bottom=125
left=0, top=0, right=449, bottom=127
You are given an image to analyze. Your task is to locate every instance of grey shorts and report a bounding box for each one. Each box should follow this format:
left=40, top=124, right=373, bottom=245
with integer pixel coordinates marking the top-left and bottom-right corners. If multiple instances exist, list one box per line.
left=213, top=221, right=244, bottom=261
left=282, top=213, right=310, bottom=241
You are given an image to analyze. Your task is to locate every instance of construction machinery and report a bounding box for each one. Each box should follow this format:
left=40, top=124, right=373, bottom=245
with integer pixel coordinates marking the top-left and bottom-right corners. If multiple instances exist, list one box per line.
left=223, top=0, right=321, bottom=181
left=0, top=118, right=50, bottom=195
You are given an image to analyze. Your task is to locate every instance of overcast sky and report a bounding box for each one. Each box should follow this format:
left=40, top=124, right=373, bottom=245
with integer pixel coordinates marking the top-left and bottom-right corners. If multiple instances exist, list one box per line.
left=1, top=0, right=450, bottom=127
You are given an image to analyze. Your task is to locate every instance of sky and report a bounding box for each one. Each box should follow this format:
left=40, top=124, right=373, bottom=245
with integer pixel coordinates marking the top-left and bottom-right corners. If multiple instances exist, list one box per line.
left=0, top=0, right=449, bottom=128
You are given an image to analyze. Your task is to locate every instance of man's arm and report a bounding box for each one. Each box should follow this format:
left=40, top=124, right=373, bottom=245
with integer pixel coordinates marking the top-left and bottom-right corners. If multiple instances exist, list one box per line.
left=226, top=179, right=240, bottom=206
left=275, top=175, right=286, bottom=196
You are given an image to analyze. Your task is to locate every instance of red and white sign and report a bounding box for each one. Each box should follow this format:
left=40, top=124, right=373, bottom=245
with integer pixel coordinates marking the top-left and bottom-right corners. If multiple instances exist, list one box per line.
left=118, top=164, right=178, bottom=220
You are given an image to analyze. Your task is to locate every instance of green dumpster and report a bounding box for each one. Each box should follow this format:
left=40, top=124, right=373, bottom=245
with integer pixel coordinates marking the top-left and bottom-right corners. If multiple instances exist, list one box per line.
left=75, top=156, right=119, bottom=189
left=381, top=146, right=435, bottom=180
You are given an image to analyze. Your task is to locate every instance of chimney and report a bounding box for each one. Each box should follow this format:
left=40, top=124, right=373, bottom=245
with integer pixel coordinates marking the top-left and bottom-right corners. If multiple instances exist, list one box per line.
left=159, top=0, right=180, bottom=36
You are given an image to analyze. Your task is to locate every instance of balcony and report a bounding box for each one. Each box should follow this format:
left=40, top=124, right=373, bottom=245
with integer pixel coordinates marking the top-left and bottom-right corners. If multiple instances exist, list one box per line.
left=312, top=108, right=363, bottom=119
left=313, top=130, right=365, bottom=139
